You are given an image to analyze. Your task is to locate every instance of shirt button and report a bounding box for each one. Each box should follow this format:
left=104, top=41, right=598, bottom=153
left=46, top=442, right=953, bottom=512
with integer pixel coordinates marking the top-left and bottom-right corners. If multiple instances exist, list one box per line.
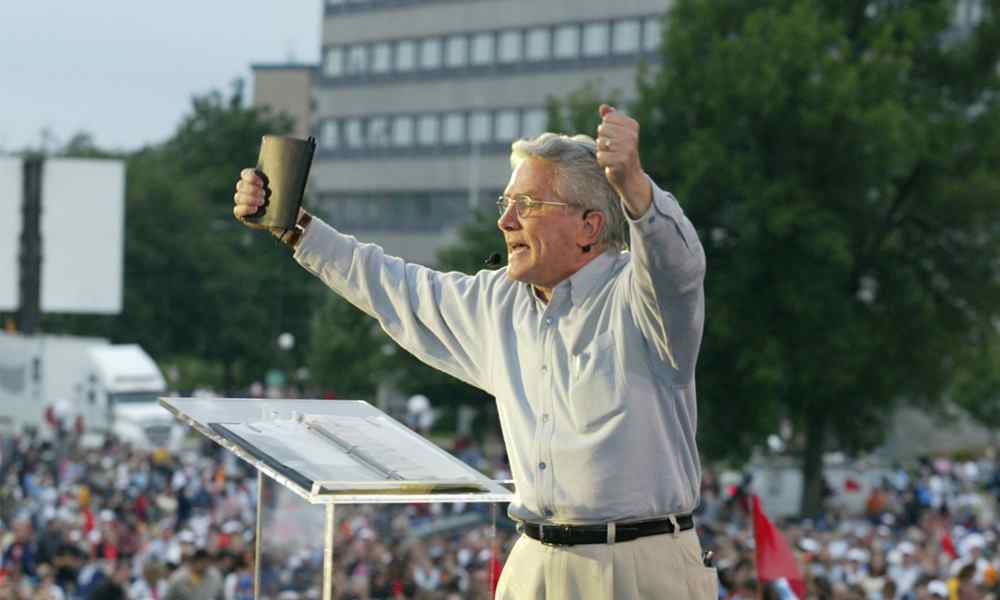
left=545, top=317, right=553, bottom=326
left=541, top=365, right=548, bottom=372
left=544, top=509, right=554, bottom=518
left=539, top=462, right=546, bottom=470
left=541, top=414, right=550, bottom=422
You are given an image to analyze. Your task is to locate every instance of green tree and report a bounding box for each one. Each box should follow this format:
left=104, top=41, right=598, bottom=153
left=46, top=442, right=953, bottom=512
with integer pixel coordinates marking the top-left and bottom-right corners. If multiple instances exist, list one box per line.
left=307, top=295, right=392, bottom=400
left=630, top=0, right=1000, bottom=514
left=114, top=81, right=320, bottom=392
left=59, top=132, right=111, bottom=159
left=7, top=83, right=321, bottom=393
left=545, top=81, right=624, bottom=136
left=951, top=332, right=1000, bottom=433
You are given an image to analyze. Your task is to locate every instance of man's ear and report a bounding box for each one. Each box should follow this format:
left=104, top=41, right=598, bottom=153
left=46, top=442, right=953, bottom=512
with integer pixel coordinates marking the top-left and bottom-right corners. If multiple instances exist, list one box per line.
left=580, top=209, right=605, bottom=247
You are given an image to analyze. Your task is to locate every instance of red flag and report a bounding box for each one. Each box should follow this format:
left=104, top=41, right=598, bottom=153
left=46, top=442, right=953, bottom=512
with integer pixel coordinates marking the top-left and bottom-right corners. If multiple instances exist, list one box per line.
left=940, top=529, right=958, bottom=560
left=752, top=495, right=806, bottom=598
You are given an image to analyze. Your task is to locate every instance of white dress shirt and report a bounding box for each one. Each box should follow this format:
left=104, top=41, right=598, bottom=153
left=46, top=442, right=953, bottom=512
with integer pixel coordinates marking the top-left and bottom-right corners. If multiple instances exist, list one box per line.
left=295, top=181, right=706, bottom=524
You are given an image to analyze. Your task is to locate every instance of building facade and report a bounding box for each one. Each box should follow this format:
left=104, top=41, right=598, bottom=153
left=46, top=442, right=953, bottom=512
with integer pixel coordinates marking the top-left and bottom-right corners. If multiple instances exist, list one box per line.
left=257, top=0, right=669, bottom=264
left=251, top=64, right=315, bottom=140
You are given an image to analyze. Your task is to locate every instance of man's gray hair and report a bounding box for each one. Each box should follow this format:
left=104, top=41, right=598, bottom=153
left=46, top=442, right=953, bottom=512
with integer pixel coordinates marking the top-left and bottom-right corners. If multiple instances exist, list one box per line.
left=510, top=132, right=627, bottom=251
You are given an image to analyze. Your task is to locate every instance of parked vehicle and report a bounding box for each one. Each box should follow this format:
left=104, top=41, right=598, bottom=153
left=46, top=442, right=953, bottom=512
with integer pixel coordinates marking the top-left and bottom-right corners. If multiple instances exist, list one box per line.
left=0, top=332, right=182, bottom=449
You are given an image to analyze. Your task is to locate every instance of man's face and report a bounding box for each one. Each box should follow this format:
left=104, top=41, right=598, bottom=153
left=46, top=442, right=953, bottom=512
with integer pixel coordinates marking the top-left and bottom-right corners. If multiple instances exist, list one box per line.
left=498, top=158, right=588, bottom=293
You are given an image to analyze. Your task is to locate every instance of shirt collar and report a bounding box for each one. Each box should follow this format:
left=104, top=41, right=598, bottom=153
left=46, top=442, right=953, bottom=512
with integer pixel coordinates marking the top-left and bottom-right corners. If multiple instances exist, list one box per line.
left=567, top=251, right=617, bottom=306
left=528, top=251, right=617, bottom=307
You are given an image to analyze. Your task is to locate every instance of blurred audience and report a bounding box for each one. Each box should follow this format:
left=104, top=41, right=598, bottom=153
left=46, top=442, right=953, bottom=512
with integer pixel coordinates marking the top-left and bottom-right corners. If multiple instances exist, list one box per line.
left=1, top=424, right=998, bottom=599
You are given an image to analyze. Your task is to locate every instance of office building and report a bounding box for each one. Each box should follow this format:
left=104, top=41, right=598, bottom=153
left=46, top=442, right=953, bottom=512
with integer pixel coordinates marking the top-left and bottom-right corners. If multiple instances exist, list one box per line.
left=258, top=0, right=667, bottom=263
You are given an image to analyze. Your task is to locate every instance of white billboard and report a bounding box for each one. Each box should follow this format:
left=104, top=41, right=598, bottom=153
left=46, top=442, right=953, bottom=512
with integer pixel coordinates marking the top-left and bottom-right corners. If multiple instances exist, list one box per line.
left=0, top=157, right=23, bottom=311
left=40, top=158, right=125, bottom=313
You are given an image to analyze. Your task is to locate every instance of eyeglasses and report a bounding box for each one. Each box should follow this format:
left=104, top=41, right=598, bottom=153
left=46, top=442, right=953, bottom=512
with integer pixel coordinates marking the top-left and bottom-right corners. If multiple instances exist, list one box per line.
left=497, top=194, right=580, bottom=219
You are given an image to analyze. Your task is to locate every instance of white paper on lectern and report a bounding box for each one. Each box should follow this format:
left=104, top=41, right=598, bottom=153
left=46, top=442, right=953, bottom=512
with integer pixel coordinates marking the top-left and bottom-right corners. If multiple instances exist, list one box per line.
left=312, top=415, right=476, bottom=480
left=160, top=397, right=513, bottom=503
left=222, top=414, right=480, bottom=484
left=222, top=419, right=377, bottom=482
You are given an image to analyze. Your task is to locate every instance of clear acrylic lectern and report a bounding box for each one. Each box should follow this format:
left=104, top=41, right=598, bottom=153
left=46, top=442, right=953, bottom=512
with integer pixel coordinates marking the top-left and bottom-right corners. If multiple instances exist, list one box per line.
left=161, top=397, right=514, bottom=600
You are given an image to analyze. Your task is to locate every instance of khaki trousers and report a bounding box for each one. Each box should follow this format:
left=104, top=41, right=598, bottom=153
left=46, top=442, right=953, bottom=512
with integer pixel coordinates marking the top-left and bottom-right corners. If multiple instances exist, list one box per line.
left=495, top=527, right=718, bottom=600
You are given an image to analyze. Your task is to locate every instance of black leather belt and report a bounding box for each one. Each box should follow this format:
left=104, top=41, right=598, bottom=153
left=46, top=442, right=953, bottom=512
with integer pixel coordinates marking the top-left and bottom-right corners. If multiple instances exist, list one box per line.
left=517, top=514, right=695, bottom=546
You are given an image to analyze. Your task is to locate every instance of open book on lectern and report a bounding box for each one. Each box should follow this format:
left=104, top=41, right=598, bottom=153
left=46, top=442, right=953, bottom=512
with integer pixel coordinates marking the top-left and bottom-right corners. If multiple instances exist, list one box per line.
left=160, top=397, right=512, bottom=502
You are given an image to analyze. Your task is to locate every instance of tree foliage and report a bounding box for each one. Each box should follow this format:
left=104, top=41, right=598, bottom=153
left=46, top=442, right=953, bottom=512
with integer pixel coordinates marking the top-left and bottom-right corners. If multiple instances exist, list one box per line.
left=545, top=81, right=624, bottom=136
left=32, top=81, right=323, bottom=392
left=629, top=0, right=1000, bottom=514
left=11, top=82, right=321, bottom=393
left=307, top=294, right=392, bottom=401
left=119, top=82, right=321, bottom=392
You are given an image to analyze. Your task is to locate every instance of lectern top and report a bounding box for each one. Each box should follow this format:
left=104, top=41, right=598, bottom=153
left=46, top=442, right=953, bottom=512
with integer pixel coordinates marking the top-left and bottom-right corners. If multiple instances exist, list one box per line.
left=160, top=397, right=514, bottom=504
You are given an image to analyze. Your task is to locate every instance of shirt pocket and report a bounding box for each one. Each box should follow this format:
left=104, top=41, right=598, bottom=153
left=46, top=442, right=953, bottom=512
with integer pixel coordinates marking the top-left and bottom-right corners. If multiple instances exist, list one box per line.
left=568, top=329, right=622, bottom=432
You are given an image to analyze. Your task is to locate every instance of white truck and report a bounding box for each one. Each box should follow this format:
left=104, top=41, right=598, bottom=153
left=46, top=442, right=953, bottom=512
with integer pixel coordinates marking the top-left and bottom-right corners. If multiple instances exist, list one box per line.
left=0, top=332, right=183, bottom=449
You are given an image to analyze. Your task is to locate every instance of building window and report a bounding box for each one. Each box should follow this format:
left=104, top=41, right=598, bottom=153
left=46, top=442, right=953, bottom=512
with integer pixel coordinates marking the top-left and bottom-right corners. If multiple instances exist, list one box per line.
left=418, top=114, right=439, bottom=146
left=495, top=110, right=518, bottom=142
left=342, top=196, right=373, bottom=227
left=612, top=19, right=641, bottom=55
left=445, top=35, right=468, bottom=68
left=522, top=109, right=547, bottom=138
left=369, top=116, right=391, bottom=148
left=324, top=47, right=344, bottom=77
left=643, top=17, right=663, bottom=52
left=321, top=120, right=339, bottom=149
left=346, top=45, right=367, bottom=76
left=443, top=113, right=464, bottom=145
left=469, top=111, right=491, bottom=143
left=582, top=22, right=610, bottom=57
left=498, top=30, right=522, bottom=64
left=392, top=116, right=414, bottom=147
left=471, top=32, right=494, bottom=66
left=344, top=118, right=364, bottom=149
left=397, top=40, right=417, bottom=71
left=420, top=38, right=442, bottom=70
left=372, top=42, right=392, bottom=73
left=525, top=27, right=550, bottom=62
left=554, top=25, right=580, bottom=59
left=324, top=107, right=549, bottom=151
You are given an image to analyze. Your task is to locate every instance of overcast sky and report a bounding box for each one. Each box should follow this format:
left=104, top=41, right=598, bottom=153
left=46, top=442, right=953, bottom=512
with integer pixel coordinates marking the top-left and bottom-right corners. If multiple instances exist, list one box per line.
left=1, top=1, right=321, bottom=153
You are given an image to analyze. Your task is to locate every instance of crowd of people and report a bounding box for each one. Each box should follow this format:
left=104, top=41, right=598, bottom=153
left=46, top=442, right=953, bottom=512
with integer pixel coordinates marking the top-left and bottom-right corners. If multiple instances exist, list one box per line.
left=699, top=456, right=1000, bottom=599
left=1, top=422, right=998, bottom=599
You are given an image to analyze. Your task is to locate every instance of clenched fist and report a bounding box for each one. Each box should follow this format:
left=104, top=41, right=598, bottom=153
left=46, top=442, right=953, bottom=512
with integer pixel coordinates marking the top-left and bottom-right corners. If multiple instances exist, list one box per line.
left=595, top=104, right=651, bottom=218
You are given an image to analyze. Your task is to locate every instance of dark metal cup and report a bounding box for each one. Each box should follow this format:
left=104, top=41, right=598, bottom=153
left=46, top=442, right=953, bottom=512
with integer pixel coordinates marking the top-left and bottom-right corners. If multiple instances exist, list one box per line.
left=245, top=135, right=316, bottom=229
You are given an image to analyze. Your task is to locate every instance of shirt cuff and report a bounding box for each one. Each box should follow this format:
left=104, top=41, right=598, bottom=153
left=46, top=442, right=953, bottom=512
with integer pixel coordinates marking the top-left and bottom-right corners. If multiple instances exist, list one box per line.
left=292, top=215, right=356, bottom=277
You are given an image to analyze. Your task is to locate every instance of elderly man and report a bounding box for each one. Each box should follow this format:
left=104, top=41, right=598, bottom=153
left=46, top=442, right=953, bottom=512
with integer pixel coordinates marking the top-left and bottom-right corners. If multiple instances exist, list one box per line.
left=232, top=105, right=715, bottom=599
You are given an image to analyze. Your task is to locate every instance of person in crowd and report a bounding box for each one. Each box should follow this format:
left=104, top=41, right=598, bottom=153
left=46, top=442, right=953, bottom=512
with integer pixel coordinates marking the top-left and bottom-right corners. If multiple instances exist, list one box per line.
left=163, top=549, right=223, bottom=600
left=85, top=560, right=131, bottom=600
left=2, top=518, right=38, bottom=579
left=129, top=560, right=166, bottom=600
